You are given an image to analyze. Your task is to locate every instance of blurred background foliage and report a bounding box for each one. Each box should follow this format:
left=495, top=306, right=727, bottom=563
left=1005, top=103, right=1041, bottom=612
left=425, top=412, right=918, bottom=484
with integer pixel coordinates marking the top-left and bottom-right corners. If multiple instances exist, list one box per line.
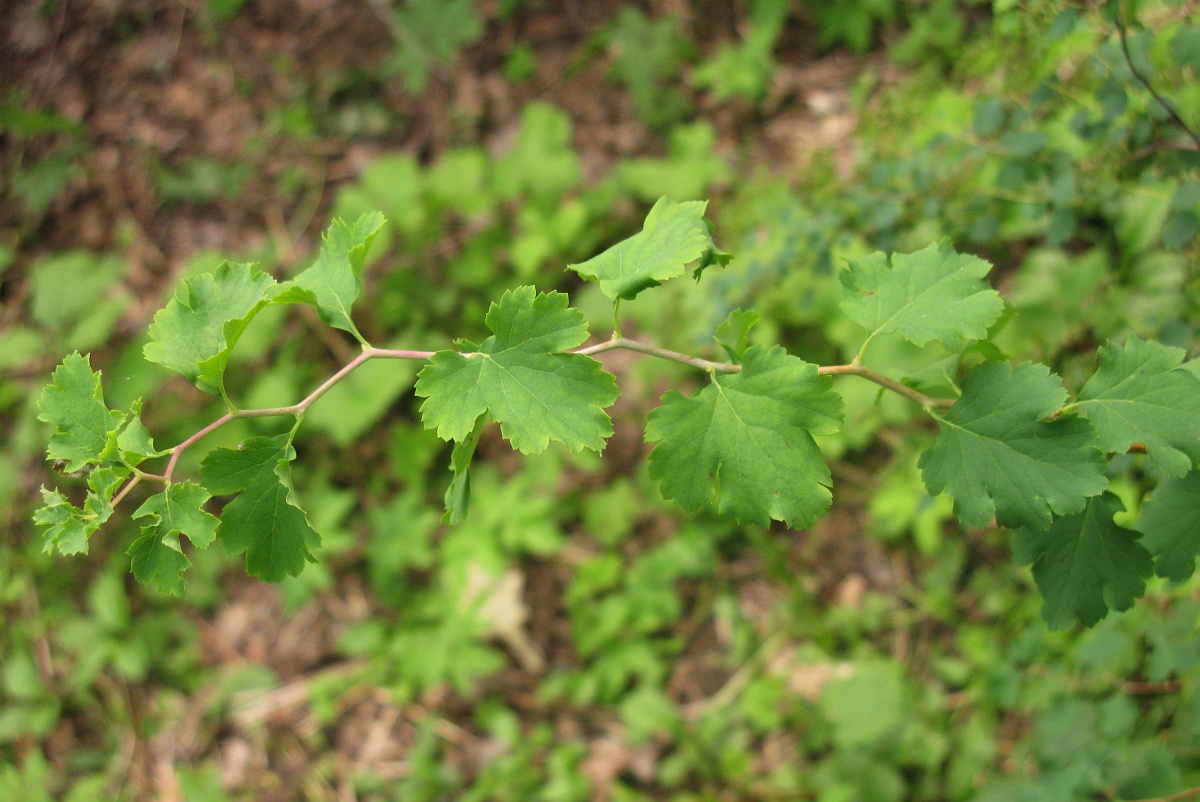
left=1, top=0, right=1199, bottom=799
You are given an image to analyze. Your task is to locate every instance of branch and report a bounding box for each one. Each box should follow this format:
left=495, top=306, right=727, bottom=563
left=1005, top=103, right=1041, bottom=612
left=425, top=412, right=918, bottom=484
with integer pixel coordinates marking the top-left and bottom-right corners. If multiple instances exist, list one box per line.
left=157, top=347, right=434, bottom=485
left=1115, top=16, right=1200, bottom=150
left=577, top=337, right=740, bottom=372
left=578, top=337, right=956, bottom=410
left=820, top=363, right=956, bottom=409
left=128, top=337, right=953, bottom=507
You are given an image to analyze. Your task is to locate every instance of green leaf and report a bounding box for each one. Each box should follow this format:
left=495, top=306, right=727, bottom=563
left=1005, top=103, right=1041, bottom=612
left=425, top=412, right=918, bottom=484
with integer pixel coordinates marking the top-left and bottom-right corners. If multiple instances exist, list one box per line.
left=1137, top=472, right=1200, bottom=582
left=1171, top=25, right=1200, bottom=72
left=275, top=213, right=385, bottom=344
left=919, top=361, right=1107, bottom=530
left=839, top=240, right=1005, bottom=350
left=116, top=399, right=165, bottom=466
left=645, top=345, right=844, bottom=528
left=492, top=103, right=581, bottom=204
left=33, top=489, right=90, bottom=555
left=692, top=223, right=733, bottom=283
left=34, top=466, right=128, bottom=555
left=415, top=286, right=618, bottom=454
left=568, top=197, right=714, bottom=300
left=714, top=308, right=761, bottom=363
left=1014, top=493, right=1152, bottom=629
left=1074, top=336, right=1200, bottom=477
left=819, top=660, right=906, bottom=747
left=38, top=353, right=125, bottom=472
left=443, top=414, right=485, bottom=524
left=143, top=262, right=280, bottom=397
left=200, top=434, right=320, bottom=581
left=128, top=482, right=219, bottom=595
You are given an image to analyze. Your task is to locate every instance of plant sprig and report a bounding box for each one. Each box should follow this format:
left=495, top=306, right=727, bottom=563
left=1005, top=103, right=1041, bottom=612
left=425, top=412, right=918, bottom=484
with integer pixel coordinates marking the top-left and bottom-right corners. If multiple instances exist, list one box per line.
left=35, top=201, right=1200, bottom=630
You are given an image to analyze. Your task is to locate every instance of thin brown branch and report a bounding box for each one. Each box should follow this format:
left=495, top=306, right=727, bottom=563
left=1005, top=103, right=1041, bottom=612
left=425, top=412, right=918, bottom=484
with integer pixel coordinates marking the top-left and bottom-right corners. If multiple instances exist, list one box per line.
left=1115, top=16, right=1200, bottom=149
left=134, top=335, right=956, bottom=510
left=819, top=363, right=957, bottom=409
left=155, top=347, right=434, bottom=486
left=578, top=338, right=956, bottom=410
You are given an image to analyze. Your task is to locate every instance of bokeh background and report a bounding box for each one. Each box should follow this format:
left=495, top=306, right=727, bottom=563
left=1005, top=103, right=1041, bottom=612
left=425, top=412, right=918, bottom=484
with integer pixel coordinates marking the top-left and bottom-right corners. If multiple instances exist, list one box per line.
left=2, top=1, right=1199, bottom=799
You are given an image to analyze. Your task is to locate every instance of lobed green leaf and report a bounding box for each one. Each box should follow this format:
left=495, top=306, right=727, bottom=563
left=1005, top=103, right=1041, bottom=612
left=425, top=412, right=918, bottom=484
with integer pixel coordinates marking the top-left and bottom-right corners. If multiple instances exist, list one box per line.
left=415, top=286, right=618, bottom=454
left=645, top=345, right=844, bottom=528
left=128, top=482, right=219, bottom=595
left=839, top=239, right=1005, bottom=350
left=34, top=466, right=128, bottom=556
left=143, top=262, right=280, bottom=397
left=568, top=197, right=716, bottom=300
left=200, top=434, right=320, bottom=582
left=274, top=212, right=386, bottom=343
left=920, top=361, right=1107, bottom=531
left=1014, top=493, right=1152, bottom=629
left=1137, top=471, right=1200, bottom=582
left=1074, top=336, right=1200, bottom=477
left=38, top=353, right=125, bottom=472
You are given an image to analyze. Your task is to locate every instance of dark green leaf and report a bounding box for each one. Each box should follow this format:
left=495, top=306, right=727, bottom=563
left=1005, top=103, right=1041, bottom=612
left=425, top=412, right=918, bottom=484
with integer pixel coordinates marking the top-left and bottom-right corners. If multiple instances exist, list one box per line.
left=920, top=361, right=1107, bottom=530
left=1138, top=472, right=1200, bottom=582
left=1162, top=210, right=1197, bottom=248
left=200, top=434, right=320, bottom=581
left=1014, top=493, right=1152, bottom=629
left=645, top=345, right=843, bottom=528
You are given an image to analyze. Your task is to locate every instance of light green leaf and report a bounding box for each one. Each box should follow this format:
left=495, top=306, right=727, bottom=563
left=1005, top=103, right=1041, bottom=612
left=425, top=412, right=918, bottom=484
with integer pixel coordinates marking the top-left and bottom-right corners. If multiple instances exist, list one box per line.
left=714, top=308, right=761, bottom=363
left=492, top=102, right=581, bottom=204
left=568, top=197, right=714, bottom=300
left=1137, top=472, right=1200, bottom=582
left=34, top=466, right=128, bottom=556
left=1014, top=493, right=1152, bottom=629
left=33, top=489, right=91, bottom=556
left=1075, top=336, right=1200, bottom=477
left=839, top=240, right=1005, bottom=350
left=38, top=353, right=125, bottom=472
left=200, top=434, right=320, bottom=581
left=128, top=482, right=219, bottom=595
left=116, top=399, right=166, bottom=466
left=920, top=361, right=1107, bottom=530
left=275, top=213, right=385, bottom=343
left=143, top=262, right=279, bottom=396
left=645, top=345, right=843, bottom=528
left=614, top=122, right=729, bottom=203
left=819, top=660, right=906, bottom=747
left=415, top=286, right=618, bottom=454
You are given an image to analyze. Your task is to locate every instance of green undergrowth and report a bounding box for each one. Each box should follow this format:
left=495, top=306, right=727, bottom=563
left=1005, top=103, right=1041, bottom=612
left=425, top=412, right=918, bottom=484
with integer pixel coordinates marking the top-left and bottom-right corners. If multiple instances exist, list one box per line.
left=3, top=1, right=1200, bottom=800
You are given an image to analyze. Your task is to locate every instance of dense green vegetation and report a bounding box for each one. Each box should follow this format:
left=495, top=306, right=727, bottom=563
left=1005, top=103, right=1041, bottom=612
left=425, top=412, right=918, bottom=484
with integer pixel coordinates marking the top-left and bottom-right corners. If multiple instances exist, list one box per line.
left=3, top=0, right=1200, bottom=799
